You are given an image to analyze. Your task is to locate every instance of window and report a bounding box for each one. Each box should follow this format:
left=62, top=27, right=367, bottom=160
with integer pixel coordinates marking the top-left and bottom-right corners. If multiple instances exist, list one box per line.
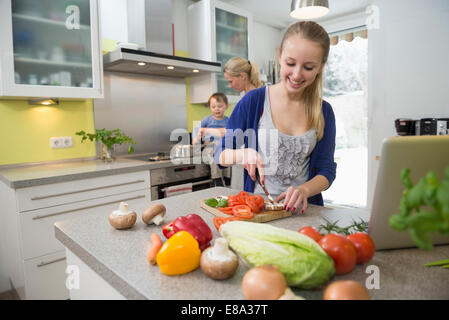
left=322, top=29, right=368, bottom=207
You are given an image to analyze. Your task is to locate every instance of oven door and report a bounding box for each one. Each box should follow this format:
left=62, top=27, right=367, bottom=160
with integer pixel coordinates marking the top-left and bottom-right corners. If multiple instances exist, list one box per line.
left=151, top=178, right=214, bottom=200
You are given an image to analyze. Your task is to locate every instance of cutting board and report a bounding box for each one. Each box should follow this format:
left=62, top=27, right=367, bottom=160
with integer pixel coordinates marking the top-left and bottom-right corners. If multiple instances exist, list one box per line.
left=199, top=199, right=291, bottom=223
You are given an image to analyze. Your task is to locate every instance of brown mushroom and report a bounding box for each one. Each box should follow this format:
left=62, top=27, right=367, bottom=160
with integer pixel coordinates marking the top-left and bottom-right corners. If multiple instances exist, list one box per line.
left=142, top=203, right=166, bottom=225
left=200, top=237, right=238, bottom=280
left=109, top=202, right=137, bottom=230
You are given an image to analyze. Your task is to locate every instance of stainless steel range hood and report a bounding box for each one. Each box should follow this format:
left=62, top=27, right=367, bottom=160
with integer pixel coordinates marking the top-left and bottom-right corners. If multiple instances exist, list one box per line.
left=103, top=0, right=221, bottom=78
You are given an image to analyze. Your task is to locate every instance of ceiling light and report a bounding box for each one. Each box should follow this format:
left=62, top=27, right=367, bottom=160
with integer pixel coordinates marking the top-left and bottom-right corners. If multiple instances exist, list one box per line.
left=137, top=62, right=146, bottom=66
left=192, top=69, right=199, bottom=73
left=290, top=0, right=329, bottom=20
left=28, top=98, right=59, bottom=106
left=167, top=66, right=175, bottom=70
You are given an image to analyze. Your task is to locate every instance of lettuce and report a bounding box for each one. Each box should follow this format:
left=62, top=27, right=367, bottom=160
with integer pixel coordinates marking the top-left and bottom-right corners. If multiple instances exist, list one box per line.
left=220, top=221, right=335, bottom=289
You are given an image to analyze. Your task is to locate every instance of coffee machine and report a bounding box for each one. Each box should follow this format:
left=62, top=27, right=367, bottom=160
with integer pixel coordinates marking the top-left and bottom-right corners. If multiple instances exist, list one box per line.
left=395, top=118, right=449, bottom=136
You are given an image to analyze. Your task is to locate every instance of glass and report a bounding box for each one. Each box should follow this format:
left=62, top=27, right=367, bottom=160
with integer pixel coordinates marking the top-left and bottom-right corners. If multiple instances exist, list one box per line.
left=322, top=34, right=368, bottom=207
left=11, top=0, right=93, bottom=88
left=215, top=8, right=248, bottom=95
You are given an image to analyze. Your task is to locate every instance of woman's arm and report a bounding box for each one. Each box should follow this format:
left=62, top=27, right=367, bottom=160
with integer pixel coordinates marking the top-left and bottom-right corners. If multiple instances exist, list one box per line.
left=219, top=148, right=266, bottom=185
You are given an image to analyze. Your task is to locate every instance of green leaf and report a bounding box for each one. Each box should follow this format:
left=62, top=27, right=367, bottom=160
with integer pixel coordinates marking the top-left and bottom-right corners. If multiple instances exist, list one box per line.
left=205, top=198, right=218, bottom=208
left=424, top=258, right=449, bottom=267
left=217, top=198, right=228, bottom=207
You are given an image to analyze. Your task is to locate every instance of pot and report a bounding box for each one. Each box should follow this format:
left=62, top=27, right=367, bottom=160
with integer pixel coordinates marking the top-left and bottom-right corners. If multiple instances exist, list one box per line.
left=171, top=144, right=193, bottom=158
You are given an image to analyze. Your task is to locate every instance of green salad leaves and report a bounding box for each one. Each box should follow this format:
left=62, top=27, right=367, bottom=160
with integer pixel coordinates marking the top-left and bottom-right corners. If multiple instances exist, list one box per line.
left=220, top=221, right=335, bottom=289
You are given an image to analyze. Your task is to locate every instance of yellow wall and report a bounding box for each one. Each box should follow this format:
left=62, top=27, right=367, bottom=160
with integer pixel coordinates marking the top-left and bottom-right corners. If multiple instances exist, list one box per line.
left=0, top=99, right=96, bottom=166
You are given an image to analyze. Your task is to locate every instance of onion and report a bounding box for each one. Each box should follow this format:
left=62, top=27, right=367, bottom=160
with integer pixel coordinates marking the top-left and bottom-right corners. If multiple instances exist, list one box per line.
left=241, top=265, right=287, bottom=300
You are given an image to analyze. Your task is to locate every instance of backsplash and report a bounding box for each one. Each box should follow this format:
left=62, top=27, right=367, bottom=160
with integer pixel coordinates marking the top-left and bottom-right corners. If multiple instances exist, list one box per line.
left=0, top=99, right=96, bottom=166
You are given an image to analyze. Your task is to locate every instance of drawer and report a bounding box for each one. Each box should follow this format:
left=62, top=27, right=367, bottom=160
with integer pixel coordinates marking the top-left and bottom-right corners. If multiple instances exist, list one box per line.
left=19, top=189, right=150, bottom=260
left=16, top=171, right=150, bottom=212
left=23, top=250, right=69, bottom=300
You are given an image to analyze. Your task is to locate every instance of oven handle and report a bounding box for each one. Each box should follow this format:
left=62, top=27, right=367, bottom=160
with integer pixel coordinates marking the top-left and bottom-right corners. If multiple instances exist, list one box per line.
left=160, top=179, right=213, bottom=192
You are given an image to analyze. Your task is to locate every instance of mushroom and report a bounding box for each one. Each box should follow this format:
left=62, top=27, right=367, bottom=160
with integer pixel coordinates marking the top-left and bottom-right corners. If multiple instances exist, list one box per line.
left=200, top=237, right=238, bottom=280
left=142, top=203, right=166, bottom=226
left=241, top=265, right=304, bottom=300
left=108, top=202, right=137, bottom=230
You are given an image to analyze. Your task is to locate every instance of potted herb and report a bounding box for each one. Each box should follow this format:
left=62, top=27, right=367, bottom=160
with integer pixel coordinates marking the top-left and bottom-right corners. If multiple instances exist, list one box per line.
left=76, top=128, right=136, bottom=162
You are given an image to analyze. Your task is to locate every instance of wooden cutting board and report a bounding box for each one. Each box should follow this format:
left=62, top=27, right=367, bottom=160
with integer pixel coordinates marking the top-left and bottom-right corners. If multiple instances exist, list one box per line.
left=199, top=199, right=292, bottom=223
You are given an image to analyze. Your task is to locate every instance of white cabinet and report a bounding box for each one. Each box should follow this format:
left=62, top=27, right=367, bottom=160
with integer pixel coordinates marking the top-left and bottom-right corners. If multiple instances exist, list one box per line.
left=187, top=0, right=253, bottom=104
left=0, top=170, right=150, bottom=300
left=0, top=0, right=103, bottom=99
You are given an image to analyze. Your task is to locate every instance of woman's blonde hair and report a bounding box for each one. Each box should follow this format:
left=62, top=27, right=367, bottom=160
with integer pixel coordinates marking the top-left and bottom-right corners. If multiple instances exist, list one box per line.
left=279, top=21, right=330, bottom=140
left=223, top=57, right=263, bottom=89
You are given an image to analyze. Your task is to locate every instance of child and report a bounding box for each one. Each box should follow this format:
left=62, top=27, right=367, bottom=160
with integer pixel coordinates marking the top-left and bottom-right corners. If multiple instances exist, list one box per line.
left=192, top=93, right=230, bottom=186
left=192, top=93, right=229, bottom=145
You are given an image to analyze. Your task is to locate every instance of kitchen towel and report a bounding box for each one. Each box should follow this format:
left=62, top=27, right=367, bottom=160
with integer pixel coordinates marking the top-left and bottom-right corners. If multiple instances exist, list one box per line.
left=164, top=182, right=193, bottom=198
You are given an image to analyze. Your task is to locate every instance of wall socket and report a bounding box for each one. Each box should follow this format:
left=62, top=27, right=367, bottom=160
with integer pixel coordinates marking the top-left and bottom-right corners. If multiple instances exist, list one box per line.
left=50, top=136, right=73, bottom=149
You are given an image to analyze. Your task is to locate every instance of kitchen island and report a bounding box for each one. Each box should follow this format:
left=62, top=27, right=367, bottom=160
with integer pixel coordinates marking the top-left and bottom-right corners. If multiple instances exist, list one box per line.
left=54, top=187, right=449, bottom=300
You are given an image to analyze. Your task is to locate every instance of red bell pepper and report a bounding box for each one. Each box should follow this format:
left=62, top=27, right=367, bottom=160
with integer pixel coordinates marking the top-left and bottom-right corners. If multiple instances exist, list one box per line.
left=162, top=213, right=212, bottom=251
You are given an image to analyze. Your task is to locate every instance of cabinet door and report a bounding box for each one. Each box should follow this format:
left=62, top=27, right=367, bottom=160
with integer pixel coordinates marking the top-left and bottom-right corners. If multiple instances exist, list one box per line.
left=0, top=0, right=103, bottom=99
left=215, top=7, right=249, bottom=97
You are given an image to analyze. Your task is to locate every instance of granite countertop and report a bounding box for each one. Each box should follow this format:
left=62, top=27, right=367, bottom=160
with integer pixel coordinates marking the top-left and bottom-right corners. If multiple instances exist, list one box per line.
left=0, top=154, right=197, bottom=189
left=54, top=187, right=449, bottom=300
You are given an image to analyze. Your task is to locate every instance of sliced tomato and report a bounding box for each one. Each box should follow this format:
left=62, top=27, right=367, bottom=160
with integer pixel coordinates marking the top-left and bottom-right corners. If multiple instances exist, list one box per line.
left=237, top=191, right=250, bottom=205
left=218, top=207, right=234, bottom=215
left=255, top=195, right=265, bottom=209
left=245, top=196, right=262, bottom=213
left=227, top=195, right=241, bottom=207
left=232, top=204, right=254, bottom=219
left=213, top=216, right=242, bottom=231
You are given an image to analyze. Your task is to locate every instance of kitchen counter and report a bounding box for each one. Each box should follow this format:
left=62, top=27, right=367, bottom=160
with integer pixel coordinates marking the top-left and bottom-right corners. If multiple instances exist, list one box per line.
left=54, top=187, right=449, bottom=300
left=0, top=155, right=196, bottom=189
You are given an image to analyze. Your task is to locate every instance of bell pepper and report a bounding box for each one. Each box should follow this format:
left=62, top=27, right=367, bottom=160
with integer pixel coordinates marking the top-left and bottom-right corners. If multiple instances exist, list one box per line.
left=162, top=213, right=212, bottom=251
left=156, top=231, right=201, bottom=275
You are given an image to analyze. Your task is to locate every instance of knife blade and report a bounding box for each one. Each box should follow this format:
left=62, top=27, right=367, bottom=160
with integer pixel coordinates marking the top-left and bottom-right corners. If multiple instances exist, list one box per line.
left=255, top=168, right=274, bottom=204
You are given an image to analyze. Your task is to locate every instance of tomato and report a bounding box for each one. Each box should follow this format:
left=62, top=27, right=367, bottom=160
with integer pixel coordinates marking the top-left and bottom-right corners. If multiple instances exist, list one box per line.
left=254, top=195, right=265, bottom=209
left=218, top=207, right=234, bottom=215
left=318, top=234, right=357, bottom=275
left=227, top=195, right=240, bottom=207
left=298, top=226, right=323, bottom=243
left=245, top=196, right=262, bottom=213
left=232, top=205, right=254, bottom=219
left=237, top=191, right=250, bottom=205
left=346, top=233, right=376, bottom=264
left=213, top=216, right=241, bottom=231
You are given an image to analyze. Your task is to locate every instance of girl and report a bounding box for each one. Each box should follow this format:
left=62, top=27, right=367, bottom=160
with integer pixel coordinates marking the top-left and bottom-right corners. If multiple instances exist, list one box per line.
left=214, top=21, right=336, bottom=214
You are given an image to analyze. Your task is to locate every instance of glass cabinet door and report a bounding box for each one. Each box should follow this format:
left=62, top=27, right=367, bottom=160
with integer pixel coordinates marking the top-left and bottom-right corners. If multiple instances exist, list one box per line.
left=215, top=7, right=248, bottom=96
left=11, top=0, right=93, bottom=88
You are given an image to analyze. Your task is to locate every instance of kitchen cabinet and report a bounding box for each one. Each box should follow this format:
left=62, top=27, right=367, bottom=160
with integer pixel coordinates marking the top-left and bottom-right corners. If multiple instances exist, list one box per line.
left=0, top=0, right=103, bottom=99
left=187, top=0, right=254, bottom=104
left=0, top=170, right=150, bottom=300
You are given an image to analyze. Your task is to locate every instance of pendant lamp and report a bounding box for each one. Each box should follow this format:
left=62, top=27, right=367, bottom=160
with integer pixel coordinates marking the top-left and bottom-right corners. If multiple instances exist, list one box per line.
left=290, top=0, right=330, bottom=19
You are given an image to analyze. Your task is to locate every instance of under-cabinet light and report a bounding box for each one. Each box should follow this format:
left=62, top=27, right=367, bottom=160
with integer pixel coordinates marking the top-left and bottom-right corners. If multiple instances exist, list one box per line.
left=192, top=69, right=199, bottom=73
left=28, top=98, right=59, bottom=106
left=167, top=66, right=175, bottom=70
left=137, top=62, right=146, bottom=66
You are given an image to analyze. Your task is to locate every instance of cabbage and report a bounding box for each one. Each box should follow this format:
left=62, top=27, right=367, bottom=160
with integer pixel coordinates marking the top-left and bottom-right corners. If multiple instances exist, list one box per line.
left=220, top=221, right=335, bottom=289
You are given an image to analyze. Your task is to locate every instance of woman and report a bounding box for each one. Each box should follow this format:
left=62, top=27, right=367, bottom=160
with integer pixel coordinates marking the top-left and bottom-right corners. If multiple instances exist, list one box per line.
left=223, top=57, right=263, bottom=94
left=214, top=21, right=337, bottom=214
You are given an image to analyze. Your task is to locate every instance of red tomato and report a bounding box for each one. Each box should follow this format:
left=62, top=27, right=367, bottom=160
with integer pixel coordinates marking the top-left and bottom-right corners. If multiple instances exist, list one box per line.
left=227, top=195, right=240, bottom=207
left=298, top=226, right=323, bottom=243
left=218, top=207, right=234, bottom=215
left=254, top=195, right=265, bottom=209
left=237, top=191, right=250, bottom=205
left=318, top=234, right=357, bottom=275
left=346, top=233, right=376, bottom=264
left=213, top=216, right=241, bottom=231
left=232, top=205, right=254, bottom=219
left=245, top=196, right=262, bottom=213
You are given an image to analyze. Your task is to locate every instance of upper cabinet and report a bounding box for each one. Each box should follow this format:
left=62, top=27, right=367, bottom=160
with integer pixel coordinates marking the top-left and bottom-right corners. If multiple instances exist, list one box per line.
left=0, top=0, right=103, bottom=99
left=187, top=0, right=253, bottom=104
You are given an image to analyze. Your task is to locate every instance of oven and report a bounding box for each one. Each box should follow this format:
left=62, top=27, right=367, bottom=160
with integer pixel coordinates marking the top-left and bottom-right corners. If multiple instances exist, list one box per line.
left=150, top=163, right=213, bottom=200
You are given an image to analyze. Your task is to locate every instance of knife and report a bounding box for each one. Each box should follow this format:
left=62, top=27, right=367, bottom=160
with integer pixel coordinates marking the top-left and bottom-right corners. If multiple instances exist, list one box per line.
left=255, top=168, right=274, bottom=204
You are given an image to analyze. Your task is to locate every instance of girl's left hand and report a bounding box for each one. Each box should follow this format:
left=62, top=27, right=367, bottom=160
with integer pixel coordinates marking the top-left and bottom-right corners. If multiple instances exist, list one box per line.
left=275, top=186, right=309, bottom=214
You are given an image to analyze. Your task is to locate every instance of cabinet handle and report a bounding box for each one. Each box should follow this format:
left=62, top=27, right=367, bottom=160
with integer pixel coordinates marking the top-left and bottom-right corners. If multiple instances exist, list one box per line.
left=32, top=195, right=146, bottom=220
left=161, top=179, right=213, bottom=192
left=37, top=257, right=66, bottom=268
left=30, top=180, right=146, bottom=201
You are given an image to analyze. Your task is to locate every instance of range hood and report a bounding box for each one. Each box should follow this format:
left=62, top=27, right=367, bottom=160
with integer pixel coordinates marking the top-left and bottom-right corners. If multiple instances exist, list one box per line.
left=103, top=0, right=221, bottom=78
left=103, top=48, right=221, bottom=78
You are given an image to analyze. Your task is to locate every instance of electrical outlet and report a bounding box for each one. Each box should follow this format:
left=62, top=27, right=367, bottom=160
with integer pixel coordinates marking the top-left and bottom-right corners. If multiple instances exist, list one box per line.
left=50, top=137, right=73, bottom=149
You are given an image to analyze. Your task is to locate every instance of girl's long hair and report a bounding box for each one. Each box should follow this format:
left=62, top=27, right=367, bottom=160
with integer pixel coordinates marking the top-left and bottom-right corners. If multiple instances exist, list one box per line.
left=280, top=21, right=330, bottom=140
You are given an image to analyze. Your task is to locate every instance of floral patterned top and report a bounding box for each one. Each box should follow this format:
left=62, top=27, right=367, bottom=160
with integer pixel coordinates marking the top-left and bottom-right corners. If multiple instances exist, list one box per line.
left=254, top=86, right=317, bottom=197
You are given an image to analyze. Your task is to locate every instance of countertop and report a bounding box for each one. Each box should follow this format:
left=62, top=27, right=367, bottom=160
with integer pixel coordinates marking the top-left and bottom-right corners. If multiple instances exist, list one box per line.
left=0, top=154, right=198, bottom=189
left=54, top=187, right=449, bottom=300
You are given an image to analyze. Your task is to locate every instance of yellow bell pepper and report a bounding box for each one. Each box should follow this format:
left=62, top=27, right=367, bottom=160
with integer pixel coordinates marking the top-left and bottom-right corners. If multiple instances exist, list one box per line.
left=156, top=230, right=201, bottom=275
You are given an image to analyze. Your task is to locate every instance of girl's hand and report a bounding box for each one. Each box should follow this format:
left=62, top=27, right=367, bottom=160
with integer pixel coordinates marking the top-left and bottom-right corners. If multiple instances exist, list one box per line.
left=275, top=185, right=309, bottom=214
left=238, top=148, right=265, bottom=185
